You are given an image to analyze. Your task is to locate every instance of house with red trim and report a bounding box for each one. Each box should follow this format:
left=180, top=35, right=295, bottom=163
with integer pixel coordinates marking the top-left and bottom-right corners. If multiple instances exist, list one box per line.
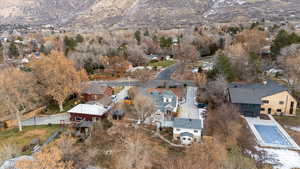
left=68, top=104, right=109, bottom=122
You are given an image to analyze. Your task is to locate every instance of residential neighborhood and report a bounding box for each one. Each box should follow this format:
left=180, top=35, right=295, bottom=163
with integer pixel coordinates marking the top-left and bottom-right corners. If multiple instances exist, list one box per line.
left=2, top=19, right=300, bottom=169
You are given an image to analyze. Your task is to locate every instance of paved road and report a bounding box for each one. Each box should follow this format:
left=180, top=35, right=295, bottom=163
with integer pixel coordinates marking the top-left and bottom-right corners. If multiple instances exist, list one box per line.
left=179, top=86, right=201, bottom=119
left=22, top=113, right=70, bottom=126
left=86, top=63, right=196, bottom=88
left=155, top=63, right=179, bottom=80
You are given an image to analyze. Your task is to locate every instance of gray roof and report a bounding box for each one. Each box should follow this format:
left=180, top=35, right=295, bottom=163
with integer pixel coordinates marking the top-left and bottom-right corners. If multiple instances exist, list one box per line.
left=173, top=118, right=202, bottom=130
left=113, top=110, right=124, bottom=116
left=180, top=132, right=194, bottom=137
left=149, top=90, right=177, bottom=112
left=228, top=80, right=288, bottom=104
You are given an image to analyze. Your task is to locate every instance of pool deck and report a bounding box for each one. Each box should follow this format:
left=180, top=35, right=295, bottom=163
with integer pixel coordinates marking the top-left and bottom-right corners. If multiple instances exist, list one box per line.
left=245, top=115, right=300, bottom=150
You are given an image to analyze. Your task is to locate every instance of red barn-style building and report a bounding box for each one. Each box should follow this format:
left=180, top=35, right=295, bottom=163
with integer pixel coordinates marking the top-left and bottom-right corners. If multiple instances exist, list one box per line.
left=68, top=104, right=109, bottom=122
left=81, top=85, right=113, bottom=102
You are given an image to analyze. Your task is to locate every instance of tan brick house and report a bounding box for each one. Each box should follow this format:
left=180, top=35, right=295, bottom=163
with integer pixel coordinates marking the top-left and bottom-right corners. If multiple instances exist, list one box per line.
left=228, top=80, right=297, bottom=117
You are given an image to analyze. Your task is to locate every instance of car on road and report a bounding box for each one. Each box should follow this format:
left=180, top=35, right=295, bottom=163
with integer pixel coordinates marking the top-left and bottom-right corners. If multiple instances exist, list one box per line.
left=111, top=95, right=117, bottom=102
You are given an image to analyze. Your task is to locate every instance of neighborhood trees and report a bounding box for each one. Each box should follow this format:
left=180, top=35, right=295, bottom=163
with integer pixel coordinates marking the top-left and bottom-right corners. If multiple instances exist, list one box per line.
left=31, top=51, right=88, bottom=112
left=0, top=68, right=40, bottom=131
left=277, top=45, right=300, bottom=90
left=133, top=91, right=155, bottom=123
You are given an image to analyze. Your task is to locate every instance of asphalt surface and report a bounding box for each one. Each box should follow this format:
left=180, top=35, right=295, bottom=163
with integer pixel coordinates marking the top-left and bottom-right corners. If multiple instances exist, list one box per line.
left=87, top=63, right=196, bottom=88
left=22, top=113, right=70, bottom=126
left=179, top=86, right=201, bottom=119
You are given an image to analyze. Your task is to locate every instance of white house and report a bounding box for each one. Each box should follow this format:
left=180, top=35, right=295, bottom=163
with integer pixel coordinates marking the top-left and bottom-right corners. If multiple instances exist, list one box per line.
left=173, top=118, right=203, bottom=145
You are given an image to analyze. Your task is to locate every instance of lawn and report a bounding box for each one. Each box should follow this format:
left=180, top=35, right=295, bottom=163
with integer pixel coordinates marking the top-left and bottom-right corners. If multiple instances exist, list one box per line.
left=0, top=125, right=60, bottom=154
left=274, top=108, right=300, bottom=126
left=148, top=60, right=176, bottom=68
left=41, top=99, right=78, bottom=115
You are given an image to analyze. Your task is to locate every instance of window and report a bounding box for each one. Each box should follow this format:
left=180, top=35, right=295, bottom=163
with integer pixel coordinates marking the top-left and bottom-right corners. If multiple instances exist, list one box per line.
left=182, top=138, right=186, bottom=140
left=279, top=101, right=284, bottom=105
left=188, top=138, right=191, bottom=141
left=276, top=109, right=282, bottom=112
left=194, top=130, right=198, bottom=133
left=262, top=100, right=269, bottom=104
left=261, top=108, right=265, bottom=111
left=75, top=117, right=82, bottom=121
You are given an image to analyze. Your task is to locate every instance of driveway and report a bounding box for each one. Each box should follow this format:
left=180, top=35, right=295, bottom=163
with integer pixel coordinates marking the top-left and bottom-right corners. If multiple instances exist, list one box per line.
left=22, top=113, right=70, bottom=126
left=179, top=86, right=201, bottom=119
left=115, top=86, right=131, bottom=103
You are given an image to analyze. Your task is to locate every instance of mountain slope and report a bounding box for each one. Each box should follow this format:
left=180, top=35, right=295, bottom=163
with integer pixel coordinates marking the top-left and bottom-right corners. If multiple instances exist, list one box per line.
left=0, top=0, right=299, bottom=28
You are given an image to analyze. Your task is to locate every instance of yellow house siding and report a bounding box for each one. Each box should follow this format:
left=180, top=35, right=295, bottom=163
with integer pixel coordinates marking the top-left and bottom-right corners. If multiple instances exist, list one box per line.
left=260, top=91, right=297, bottom=116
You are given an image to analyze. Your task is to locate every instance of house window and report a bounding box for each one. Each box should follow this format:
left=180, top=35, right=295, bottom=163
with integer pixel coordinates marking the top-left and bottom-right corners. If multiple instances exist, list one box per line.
left=176, top=128, right=180, bottom=131
left=194, top=130, right=198, bottom=133
left=182, top=138, right=186, bottom=140
left=290, top=101, right=294, bottom=114
left=262, top=100, right=269, bottom=104
left=188, top=138, right=191, bottom=141
left=261, top=108, right=265, bottom=111
left=75, top=117, right=82, bottom=121
left=276, top=109, right=282, bottom=112
left=279, top=101, right=284, bottom=105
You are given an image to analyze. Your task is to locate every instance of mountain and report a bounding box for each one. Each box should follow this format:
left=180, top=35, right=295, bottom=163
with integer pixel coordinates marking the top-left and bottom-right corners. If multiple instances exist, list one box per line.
left=0, top=0, right=299, bottom=29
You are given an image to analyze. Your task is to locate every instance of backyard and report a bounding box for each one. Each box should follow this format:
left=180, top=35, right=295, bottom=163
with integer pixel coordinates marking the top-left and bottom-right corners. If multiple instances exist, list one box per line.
left=0, top=125, right=60, bottom=154
left=274, top=109, right=300, bottom=126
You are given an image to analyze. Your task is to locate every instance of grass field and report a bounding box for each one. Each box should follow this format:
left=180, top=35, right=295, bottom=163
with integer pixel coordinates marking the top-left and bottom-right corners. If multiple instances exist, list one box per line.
left=148, top=60, right=176, bottom=68
left=41, top=99, right=78, bottom=115
left=0, top=125, right=60, bottom=153
left=274, top=109, right=300, bottom=126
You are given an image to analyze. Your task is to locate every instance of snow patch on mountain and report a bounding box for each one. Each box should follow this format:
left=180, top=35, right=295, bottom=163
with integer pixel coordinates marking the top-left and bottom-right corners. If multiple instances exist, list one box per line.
left=203, top=0, right=246, bottom=18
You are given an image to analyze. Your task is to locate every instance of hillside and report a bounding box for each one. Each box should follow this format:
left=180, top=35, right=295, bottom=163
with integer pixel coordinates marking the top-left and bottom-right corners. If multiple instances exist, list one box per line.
left=0, top=0, right=299, bottom=29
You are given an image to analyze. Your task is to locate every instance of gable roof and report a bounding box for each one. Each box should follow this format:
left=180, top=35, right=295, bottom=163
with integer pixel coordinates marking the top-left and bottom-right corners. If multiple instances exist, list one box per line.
left=228, top=80, right=288, bottom=104
left=68, top=104, right=108, bottom=116
left=148, top=89, right=178, bottom=112
left=174, top=118, right=202, bottom=130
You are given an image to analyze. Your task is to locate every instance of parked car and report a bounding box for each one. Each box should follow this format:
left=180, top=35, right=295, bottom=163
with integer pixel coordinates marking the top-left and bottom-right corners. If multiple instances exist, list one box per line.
left=197, top=103, right=208, bottom=109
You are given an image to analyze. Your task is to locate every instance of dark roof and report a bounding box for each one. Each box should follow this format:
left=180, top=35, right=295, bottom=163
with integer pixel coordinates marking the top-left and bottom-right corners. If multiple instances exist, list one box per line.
left=149, top=90, right=177, bottom=112
left=113, top=110, right=124, bottom=115
left=173, top=118, right=202, bottom=130
left=228, top=80, right=288, bottom=104
left=82, top=85, right=111, bottom=95
left=77, top=121, right=94, bottom=128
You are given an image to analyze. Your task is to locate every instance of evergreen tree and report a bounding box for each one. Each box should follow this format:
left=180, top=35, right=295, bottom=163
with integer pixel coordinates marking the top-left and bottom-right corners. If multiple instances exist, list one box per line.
left=9, top=43, right=19, bottom=58
left=216, top=54, right=235, bottom=82
left=75, top=34, right=84, bottom=43
left=271, top=30, right=300, bottom=57
left=134, top=30, right=141, bottom=45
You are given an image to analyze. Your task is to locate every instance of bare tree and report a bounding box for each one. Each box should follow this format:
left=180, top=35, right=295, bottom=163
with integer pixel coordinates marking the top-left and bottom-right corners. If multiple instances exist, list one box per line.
left=133, top=91, right=155, bottom=123
left=235, top=29, right=267, bottom=54
left=112, top=131, right=152, bottom=169
left=30, top=51, right=88, bottom=111
left=0, top=143, right=20, bottom=164
left=16, top=146, right=74, bottom=169
left=0, top=67, right=40, bottom=131
left=278, top=45, right=300, bottom=90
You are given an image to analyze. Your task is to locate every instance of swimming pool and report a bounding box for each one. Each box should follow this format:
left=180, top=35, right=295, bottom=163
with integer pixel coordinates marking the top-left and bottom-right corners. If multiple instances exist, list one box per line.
left=254, top=125, right=292, bottom=146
